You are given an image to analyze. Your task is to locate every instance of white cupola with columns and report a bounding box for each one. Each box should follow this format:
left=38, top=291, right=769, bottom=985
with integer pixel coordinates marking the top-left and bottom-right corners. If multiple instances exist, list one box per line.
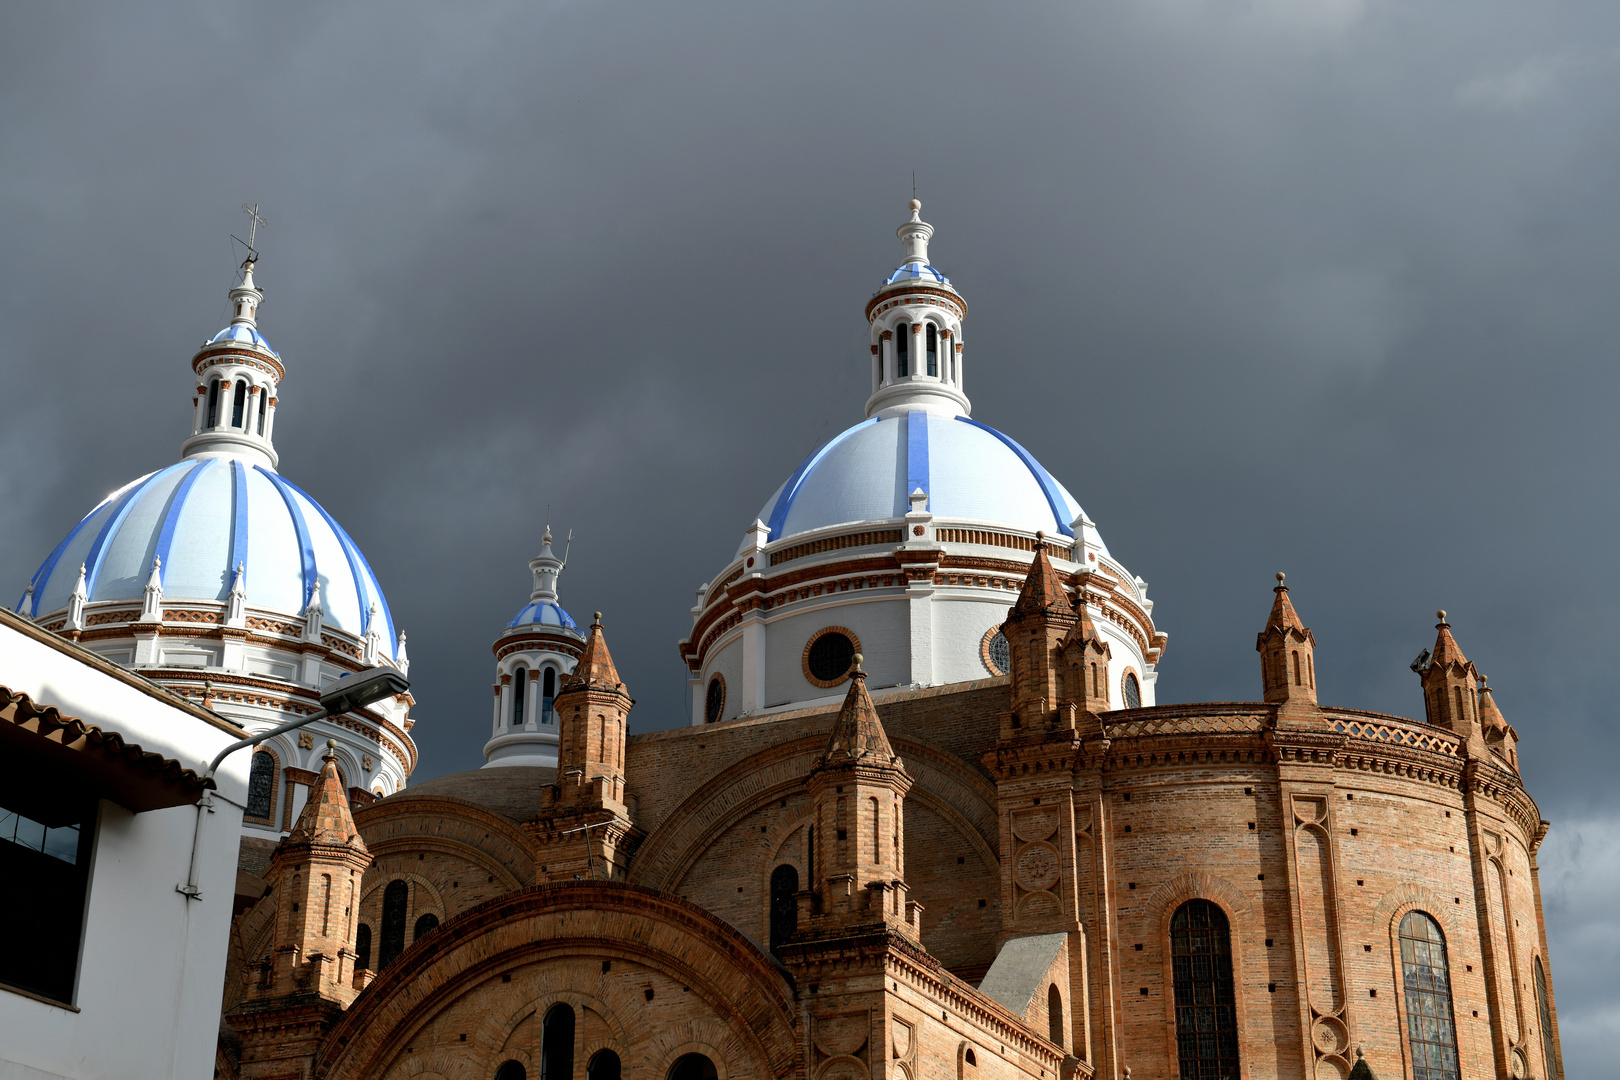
left=865, top=199, right=970, bottom=419
left=180, top=255, right=283, bottom=469
left=483, top=527, right=586, bottom=769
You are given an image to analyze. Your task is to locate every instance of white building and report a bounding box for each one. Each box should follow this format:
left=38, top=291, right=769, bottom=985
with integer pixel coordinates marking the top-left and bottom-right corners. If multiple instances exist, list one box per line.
left=0, top=605, right=248, bottom=1079
left=13, top=255, right=416, bottom=854
left=680, top=201, right=1165, bottom=724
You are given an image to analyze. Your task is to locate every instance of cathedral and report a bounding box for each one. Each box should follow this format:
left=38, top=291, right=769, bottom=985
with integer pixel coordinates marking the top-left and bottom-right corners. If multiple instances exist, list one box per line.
left=14, top=203, right=1563, bottom=1080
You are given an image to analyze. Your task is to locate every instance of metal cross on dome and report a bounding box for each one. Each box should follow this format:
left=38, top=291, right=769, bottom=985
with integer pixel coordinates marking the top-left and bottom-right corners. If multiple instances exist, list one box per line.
left=241, top=203, right=267, bottom=254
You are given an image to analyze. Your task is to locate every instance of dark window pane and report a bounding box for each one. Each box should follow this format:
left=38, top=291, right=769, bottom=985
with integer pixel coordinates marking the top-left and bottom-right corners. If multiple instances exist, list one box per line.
left=1170, top=900, right=1238, bottom=1080
left=246, top=751, right=275, bottom=819
left=706, top=677, right=725, bottom=724
left=588, top=1050, right=621, bottom=1080
left=769, top=864, right=799, bottom=955
left=542, top=1004, right=575, bottom=1080
left=413, top=912, right=439, bottom=940
left=807, top=632, right=855, bottom=682
left=379, top=879, right=409, bottom=967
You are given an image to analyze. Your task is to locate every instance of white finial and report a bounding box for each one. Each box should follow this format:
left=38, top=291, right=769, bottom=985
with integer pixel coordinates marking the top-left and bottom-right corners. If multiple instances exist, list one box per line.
left=395, top=631, right=410, bottom=676
left=226, top=563, right=247, bottom=627
left=17, top=581, right=35, bottom=621
left=898, top=199, right=933, bottom=265
left=302, top=579, right=324, bottom=643
left=140, top=556, right=164, bottom=623
left=363, top=600, right=385, bottom=666
left=66, top=563, right=88, bottom=630
left=529, top=526, right=569, bottom=603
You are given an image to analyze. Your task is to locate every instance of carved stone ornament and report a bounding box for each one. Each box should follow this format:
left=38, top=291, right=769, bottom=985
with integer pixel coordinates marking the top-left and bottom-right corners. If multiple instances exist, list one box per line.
left=814, top=1013, right=870, bottom=1058
left=1013, top=806, right=1060, bottom=843
left=1015, top=842, right=1062, bottom=892
left=298, top=732, right=315, bottom=750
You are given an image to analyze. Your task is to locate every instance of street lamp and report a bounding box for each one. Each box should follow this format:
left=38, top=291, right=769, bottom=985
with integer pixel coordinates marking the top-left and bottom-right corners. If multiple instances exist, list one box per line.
left=177, top=667, right=410, bottom=900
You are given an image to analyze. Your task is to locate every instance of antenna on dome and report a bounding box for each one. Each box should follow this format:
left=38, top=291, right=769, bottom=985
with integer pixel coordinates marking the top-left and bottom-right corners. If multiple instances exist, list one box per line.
left=240, top=202, right=267, bottom=259
left=562, top=529, right=573, bottom=569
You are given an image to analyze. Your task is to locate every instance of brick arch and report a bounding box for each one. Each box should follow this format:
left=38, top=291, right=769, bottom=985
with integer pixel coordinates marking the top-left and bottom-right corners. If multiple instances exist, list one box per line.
left=313, top=882, right=797, bottom=1080
left=1370, top=882, right=1469, bottom=945
left=1143, top=870, right=1254, bottom=927
left=631, top=734, right=998, bottom=891
left=473, top=982, right=630, bottom=1070
left=357, top=796, right=536, bottom=890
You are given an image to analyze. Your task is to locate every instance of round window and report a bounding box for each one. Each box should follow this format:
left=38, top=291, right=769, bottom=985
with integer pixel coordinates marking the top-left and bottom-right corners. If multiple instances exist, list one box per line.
left=981, top=626, right=1011, bottom=676
left=704, top=676, right=725, bottom=724
left=806, top=630, right=856, bottom=684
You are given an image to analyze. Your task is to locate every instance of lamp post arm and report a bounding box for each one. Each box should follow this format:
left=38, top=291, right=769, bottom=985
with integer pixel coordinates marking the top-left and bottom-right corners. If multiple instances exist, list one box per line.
left=177, top=704, right=331, bottom=901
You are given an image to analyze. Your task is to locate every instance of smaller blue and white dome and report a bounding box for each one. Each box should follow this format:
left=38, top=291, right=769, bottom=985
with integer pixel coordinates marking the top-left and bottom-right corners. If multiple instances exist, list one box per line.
left=206, top=323, right=278, bottom=356
left=18, top=456, right=394, bottom=656
left=756, top=411, right=1105, bottom=550
left=883, top=261, right=951, bottom=287
left=508, top=600, right=577, bottom=630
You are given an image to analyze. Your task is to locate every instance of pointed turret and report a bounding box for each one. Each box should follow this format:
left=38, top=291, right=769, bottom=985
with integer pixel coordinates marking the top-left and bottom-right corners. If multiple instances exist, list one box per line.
left=532, top=613, right=639, bottom=880
left=245, top=742, right=371, bottom=1007
left=302, top=579, right=324, bottom=643
left=226, top=563, right=247, bottom=627
left=1257, top=573, right=1317, bottom=706
left=1418, top=611, right=1489, bottom=756
left=863, top=199, right=971, bottom=419
left=65, top=563, right=88, bottom=632
left=801, top=657, right=918, bottom=938
left=1002, top=541, right=1078, bottom=731
left=1476, top=676, right=1520, bottom=772
left=1060, top=588, right=1113, bottom=716
left=16, top=581, right=34, bottom=621
left=395, top=631, right=410, bottom=676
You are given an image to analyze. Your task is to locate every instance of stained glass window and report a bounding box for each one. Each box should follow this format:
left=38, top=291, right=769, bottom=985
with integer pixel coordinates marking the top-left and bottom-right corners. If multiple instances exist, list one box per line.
left=1535, top=956, right=1560, bottom=1079
left=988, top=631, right=1010, bottom=675
left=246, top=751, right=275, bottom=820
left=1399, top=911, right=1461, bottom=1080
left=1171, top=900, right=1239, bottom=1080
left=1123, top=673, right=1141, bottom=710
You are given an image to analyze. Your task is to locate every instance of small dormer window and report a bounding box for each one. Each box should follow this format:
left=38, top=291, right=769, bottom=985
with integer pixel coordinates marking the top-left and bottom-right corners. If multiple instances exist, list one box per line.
left=896, top=322, right=910, bottom=377
left=926, top=323, right=938, bottom=376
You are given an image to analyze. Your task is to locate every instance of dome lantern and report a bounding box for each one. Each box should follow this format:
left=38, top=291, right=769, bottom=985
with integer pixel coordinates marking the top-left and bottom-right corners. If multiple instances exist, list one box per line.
left=180, top=254, right=285, bottom=470
left=865, top=200, right=971, bottom=420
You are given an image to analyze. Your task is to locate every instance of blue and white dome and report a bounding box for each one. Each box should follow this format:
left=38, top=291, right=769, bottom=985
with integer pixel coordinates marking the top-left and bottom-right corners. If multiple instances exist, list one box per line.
left=206, top=323, right=278, bottom=356
left=883, top=261, right=950, bottom=286
left=757, top=411, right=1105, bottom=551
left=508, top=599, right=577, bottom=630
left=18, top=457, right=395, bottom=657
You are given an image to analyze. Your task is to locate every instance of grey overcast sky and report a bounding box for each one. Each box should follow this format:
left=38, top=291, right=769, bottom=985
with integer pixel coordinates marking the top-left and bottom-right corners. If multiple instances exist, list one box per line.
left=1, top=1, right=1614, bottom=1066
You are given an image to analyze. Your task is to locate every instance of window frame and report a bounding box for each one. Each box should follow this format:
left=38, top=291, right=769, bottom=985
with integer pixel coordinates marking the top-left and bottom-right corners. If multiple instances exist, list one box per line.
left=242, top=747, right=280, bottom=825
left=801, top=626, right=861, bottom=688
left=0, top=783, right=99, bottom=1007
left=1391, top=909, right=1463, bottom=1080
left=1120, top=669, right=1142, bottom=711
left=704, top=673, right=726, bottom=725
left=1156, top=886, right=1252, bottom=1080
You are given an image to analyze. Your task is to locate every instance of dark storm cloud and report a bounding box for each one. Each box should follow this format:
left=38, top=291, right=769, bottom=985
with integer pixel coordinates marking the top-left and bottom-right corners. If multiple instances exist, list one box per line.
left=2, top=1, right=1615, bottom=1062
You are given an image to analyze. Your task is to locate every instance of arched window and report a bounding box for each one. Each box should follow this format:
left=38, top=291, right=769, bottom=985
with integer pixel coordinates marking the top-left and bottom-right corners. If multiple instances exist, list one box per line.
left=896, top=322, right=910, bottom=376
left=1292, top=650, right=1302, bottom=686
left=354, top=923, right=372, bottom=971
left=231, top=381, right=247, bottom=428
left=705, top=675, right=725, bottom=724
left=245, top=750, right=276, bottom=820
left=541, top=667, right=556, bottom=723
left=1123, top=672, right=1141, bottom=710
left=206, top=379, right=221, bottom=427
left=1535, top=956, right=1560, bottom=1079
left=1170, top=899, right=1239, bottom=1079
left=378, top=879, right=409, bottom=968
left=495, top=1063, right=528, bottom=1080
left=1399, top=911, right=1460, bottom=1080
left=770, top=863, right=799, bottom=955
left=512, top=666, right=527, bottom=726
left=413, top=912, right=439, bottom=941
left=541, top=1004, right=575, bottom=1080
left=588, top=1050, right=622, bottom=1080
left=1048, top=983, right=1064, bottom=1047
left=257, top=395, right=267, bottom=435
left=926, top=323, right=938, bottom=376
left=667, top=1054, right=717, bottom=1080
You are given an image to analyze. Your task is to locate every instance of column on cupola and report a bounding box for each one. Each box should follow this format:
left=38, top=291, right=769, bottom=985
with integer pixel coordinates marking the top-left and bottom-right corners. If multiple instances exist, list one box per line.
left=498, top=673, right=513, bottom=732
left=881, top=330, right=893, bottom=382
left=490, top=683, right=502, bottom=738
left=212, top=376, right=232, bottom=431
left=246, top=383, right=262, bottom=434
left=193, top=385, right=207, bottom=434
left=523, top=669, right=540, bottom=729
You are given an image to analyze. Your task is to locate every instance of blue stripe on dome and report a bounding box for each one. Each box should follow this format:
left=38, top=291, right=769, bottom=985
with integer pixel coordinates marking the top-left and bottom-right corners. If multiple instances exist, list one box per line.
left=18, top=477, right=134, bottom=615
left=256, top=468, right=319, bottom=612
left=765, top=417, right=881, bottom=539
left=229, top=460, right=251, bottom=580
left=883, top=262, right=951, bottom=286
left=153, top=460, right=210, bottom=588
left=905, top=411, right=930, bottom=502
left=84, top=464, right=188, bottom=598
left=260, top=467, right=395, bottom=648
left=508, top=601, right=579, bottom=630
left=954, top=417, right=1075, bottom=538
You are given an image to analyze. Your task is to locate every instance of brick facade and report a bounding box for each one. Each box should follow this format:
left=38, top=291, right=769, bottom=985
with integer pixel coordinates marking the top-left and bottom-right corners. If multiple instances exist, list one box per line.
left=221, top=581, right=1563, bottom=1080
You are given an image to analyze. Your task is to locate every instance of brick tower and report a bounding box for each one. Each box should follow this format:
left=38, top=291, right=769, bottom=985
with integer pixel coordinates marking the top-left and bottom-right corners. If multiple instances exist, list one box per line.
left=1060, top=571, right=1113, bottom=723
left=1419, top=611, right=1489, bottom=758
left=1002, top=541, right=1079, bottom=734
left=1257, top=572, right=1317, bottom=707
left=530, top=613, right=641, bottom=881
left=229, top=742, right=372, bottom=1078
left=800, top=658, right=918, bottom=936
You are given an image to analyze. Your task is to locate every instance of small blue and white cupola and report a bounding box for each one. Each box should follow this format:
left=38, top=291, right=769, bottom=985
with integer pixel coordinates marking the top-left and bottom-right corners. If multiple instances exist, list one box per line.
left=865, top=200, right=971, bottom=420
left=484, top=527, right=586, bottom=770
left=181, top=255, right=285, bottom=470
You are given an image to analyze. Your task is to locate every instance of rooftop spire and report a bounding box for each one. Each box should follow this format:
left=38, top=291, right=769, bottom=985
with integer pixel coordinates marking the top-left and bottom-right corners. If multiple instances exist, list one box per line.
left=568, top=613, right=622, bottom=690
left=286, top=742, right=364, bottom=848
left=1430, top=610, right=1469, bottom=669
left=898, top=198, right=933, bottom=266
left=818, top=657, right=896, bottom=766
left=529, top=525, right=570, bottom=603
left=1012, top=542, right=1073, bottom=618
left=1265, top=572, right=1306, bottom=634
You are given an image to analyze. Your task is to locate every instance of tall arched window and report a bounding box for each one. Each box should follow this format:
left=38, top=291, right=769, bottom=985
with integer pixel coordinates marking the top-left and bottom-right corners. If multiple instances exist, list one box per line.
left=413, top=912, right=439, bottom=941
left=512, top=666, right=527, bottom=726
left=541, top=1004, right=575, bottom=1080
left=1170, top=899, right=1239, bottom=1080
left=495, top=1063, right=528, bottom=1080
left=257, top=396, right=267, bottom=435
left=588, top=1050, right=622, bottom=1080
left=668, top=1054, right=717, bottom=1080
left=542, top=667, right=556, bottom=723
left=1123, top=672, right=1142, bottom=710
left=231, top=381, right=247, bottom=428
left=770, top=863, right=799, bottom=955
left=245, top=750, right=276, bottom=820
left=378, top=879, right=409, bottom=968
left=1047, top=984, right=1064, bottom=1047
left=896, top=322, right=910, bottom=376
left=1535, top=956, right=1560, bottom=1079
left=206, top=379, right=221, bottom=427
left=1399, top=911, right=1460, bottom=1080
left=354, top=923, right=372, bottom=971
left=926, top=323, right=938, bottom=376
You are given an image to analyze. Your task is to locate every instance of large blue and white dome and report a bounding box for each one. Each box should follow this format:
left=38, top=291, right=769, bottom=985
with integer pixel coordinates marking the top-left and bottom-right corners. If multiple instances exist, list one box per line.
left=758, top=411, right=1105, bottom=551
left=19, top=457, right=395, bottom=657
